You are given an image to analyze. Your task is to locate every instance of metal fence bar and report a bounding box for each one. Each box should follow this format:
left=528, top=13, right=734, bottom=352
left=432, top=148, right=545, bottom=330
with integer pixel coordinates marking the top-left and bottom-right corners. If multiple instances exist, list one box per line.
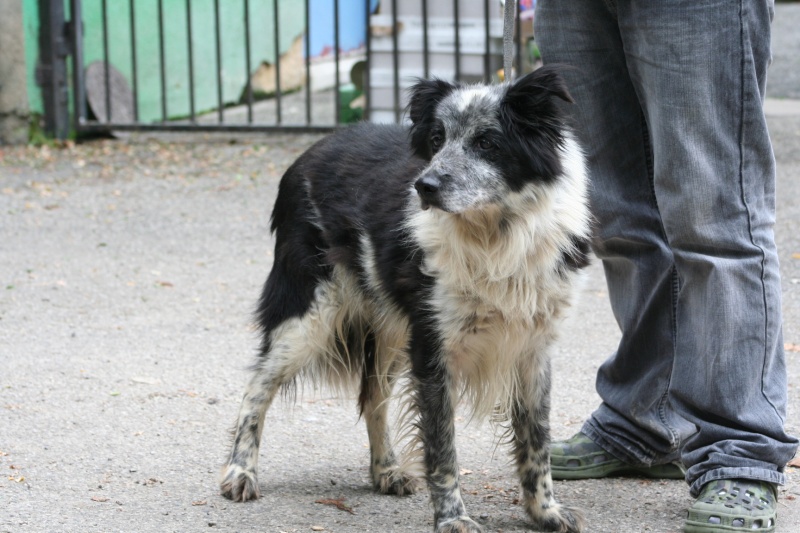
left=363, top=0, right=371, bottom=121
left=186, top=0, right=196, bottom=122
left=129, top=0, right=139, bottom=121
left=244, top=0, right=253, bottom=123
left=69, top=0, right=86, bottom=133
left=101, top=0, right=111, bottom=122
left=483, top=0, right=490, bottom=81
left=304, top=0, right=312, bottom=124
left=453, top=0, right=460, bottom=81
left=214, top=0, right=224, bottom=123
left=273, top=0, right=283, bottom=124
left=515, top=0, right=522, bottom=77
left=158, top=0, right=167, bottom=120
left=334, top=0, right=341, bottom=124
left=421, top=0, right=429, bottom=78
left=391, top=0, right=399, bottom=122
left=38, top=0, right=69, bottom=136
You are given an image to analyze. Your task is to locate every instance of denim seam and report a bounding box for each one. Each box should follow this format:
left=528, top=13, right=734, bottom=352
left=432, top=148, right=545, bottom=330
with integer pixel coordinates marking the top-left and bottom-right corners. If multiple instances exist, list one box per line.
left=736, top=0, right=783, bottom=421
left=657, top=265, right=682, bottom=452
left=639, top=109, right=681, bottom=452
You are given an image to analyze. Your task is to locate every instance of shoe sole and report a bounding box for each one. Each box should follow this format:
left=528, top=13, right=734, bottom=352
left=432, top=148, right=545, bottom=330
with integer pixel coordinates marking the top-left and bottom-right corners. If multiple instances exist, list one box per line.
left=551, top=463, right=685, bottom=480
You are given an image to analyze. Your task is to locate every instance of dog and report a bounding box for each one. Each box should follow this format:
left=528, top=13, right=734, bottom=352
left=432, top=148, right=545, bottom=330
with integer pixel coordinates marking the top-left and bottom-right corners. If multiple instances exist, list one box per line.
left=220, top=66, right=591, bottom=533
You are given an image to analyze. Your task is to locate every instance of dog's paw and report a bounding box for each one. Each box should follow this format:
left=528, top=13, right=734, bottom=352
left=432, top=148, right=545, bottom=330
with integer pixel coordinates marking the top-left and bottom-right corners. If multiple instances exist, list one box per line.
left=529, top=504, right=585, bottom=533
left=219, top=463, right=260, bottom=502
left=436, top=517, right=483, bottom=533
left=373, top=469, right=422, bottom=496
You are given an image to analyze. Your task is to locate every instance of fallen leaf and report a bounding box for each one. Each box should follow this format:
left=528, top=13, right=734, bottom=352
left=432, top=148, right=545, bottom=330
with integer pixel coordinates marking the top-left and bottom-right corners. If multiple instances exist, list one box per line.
left=315, top=497, right=356, bottom=515
left=787, top=494, right=797, bottom=501
left=192, top=500, right=207, bottom=506
left=91, top=496, right=109, bottom=502
left=460, top=468, right=473, bottom=476
left=311, top=527, right=325, bottom=532
left=785, top=343, right=800, bottom=353
left=787, top=457, right=800, bottom=468
left=792, top=253, right=800, bottom=260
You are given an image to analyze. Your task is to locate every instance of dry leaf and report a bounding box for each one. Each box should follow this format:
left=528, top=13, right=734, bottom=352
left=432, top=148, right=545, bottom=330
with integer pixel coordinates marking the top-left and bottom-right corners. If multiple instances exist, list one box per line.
left=315, top=497, right=355, bottom=515
left=192, top=500, right=207, bottom=506
left=787, top=457, right=800, bottom=468
left=785, top=343, right=800, bottom=353
left=311, top=527, right=325, bottom=532
left=460, top=468, right=473, bottom=475
left=91, top=496, right=109, bottom=502
left=792, top=253, right=800, bottom=260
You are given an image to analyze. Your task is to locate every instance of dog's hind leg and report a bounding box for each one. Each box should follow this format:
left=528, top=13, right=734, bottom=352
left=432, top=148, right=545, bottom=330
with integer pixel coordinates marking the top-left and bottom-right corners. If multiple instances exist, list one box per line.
left=511, top=356, right=585, bottom=533
left=219, top=317, right=317, bottom=501
left=359, top=347, right=420, bottom=496
left=220, top=277, right=346, bottom=502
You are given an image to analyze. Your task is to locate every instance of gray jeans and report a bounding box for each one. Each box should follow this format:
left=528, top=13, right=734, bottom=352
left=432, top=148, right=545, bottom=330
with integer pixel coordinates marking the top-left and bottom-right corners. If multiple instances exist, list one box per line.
left=534, top=0, right=798, bottom=496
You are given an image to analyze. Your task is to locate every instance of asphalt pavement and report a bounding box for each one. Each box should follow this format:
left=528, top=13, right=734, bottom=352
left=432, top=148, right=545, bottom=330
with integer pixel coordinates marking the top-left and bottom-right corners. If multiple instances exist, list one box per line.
left=2, top=4, right=800, bottom=532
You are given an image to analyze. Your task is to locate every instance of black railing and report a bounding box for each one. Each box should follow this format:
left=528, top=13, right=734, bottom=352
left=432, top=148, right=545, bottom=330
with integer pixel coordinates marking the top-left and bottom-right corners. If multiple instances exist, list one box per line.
left=40, top=0, right=528, bottom=138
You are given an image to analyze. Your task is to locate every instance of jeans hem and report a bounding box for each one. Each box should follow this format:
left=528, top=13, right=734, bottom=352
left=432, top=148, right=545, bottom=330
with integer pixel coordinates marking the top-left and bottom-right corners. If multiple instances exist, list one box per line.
left=689, top=467, right=786, bottom=498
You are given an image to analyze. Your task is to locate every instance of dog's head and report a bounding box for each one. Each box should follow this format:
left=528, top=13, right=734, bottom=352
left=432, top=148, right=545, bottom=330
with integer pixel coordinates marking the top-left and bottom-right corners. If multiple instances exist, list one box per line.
left=408, top=66, right=574, bottom=213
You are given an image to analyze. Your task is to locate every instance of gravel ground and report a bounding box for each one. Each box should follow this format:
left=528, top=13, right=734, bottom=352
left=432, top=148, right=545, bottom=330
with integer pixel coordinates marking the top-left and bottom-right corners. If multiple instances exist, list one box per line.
left=1, top=4, right=800, bottom=532
left=2, top=112, right=799, bottom=533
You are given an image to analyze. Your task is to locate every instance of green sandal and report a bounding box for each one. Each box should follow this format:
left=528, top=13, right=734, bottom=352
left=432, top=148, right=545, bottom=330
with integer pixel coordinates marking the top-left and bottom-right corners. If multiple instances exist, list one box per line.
left=685, top=479, right=777, bottom=532
left=550, top=433, right=685, bottom=480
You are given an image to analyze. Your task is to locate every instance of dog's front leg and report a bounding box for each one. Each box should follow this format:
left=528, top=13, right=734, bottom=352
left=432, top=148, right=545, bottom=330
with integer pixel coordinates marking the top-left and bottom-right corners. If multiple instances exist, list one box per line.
left=412, top=328, right=482, bottom=533
left=511, top=357, right=585, bottom=533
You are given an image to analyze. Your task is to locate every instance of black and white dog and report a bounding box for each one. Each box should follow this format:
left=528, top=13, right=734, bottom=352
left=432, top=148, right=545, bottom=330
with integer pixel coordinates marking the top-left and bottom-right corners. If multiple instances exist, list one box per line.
left=220, top=66, right=590, bottom=533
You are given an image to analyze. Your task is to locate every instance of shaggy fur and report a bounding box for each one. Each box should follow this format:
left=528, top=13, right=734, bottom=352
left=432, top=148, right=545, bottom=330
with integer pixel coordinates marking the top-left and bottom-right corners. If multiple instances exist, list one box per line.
left=220, top=66, right=591, bottom=533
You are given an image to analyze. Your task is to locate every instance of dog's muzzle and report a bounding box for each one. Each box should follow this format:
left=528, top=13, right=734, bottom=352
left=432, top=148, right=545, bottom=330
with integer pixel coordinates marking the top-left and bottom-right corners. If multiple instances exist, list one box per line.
left=414, top=173, right=446, bottom=211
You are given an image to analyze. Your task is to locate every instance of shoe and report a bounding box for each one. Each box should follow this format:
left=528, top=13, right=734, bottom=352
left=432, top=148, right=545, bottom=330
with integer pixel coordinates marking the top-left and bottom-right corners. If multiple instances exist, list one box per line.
left=550, top=432, right=685, bottom=480
left=684, top=478, right=777, bottom=532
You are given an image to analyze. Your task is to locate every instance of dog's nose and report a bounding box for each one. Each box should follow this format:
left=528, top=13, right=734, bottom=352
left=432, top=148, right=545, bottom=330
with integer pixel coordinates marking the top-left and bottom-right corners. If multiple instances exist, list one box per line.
left=414, top=174, right=442, bottom=199
left=415, top=175, right=441, bottom=196
left=414, top=174, right=445, bottom=210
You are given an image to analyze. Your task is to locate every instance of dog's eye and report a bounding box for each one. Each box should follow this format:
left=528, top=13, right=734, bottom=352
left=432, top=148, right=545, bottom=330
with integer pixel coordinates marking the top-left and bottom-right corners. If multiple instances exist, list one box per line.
left=477, top=137, right=495, bottom=151
left=431, top=134, right=443, bottom=150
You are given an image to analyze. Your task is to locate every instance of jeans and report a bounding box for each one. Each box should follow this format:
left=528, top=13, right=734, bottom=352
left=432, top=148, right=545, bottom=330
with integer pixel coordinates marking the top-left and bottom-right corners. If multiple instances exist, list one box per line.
left=534, top=0, right=798, bottom=497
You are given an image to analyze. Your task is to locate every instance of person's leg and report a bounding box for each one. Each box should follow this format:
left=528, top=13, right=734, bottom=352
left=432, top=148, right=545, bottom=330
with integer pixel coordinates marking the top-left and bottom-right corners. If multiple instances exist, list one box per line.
left=535, top=0, right=695, bottom=467
left=615, top=0, right=797, bottom=495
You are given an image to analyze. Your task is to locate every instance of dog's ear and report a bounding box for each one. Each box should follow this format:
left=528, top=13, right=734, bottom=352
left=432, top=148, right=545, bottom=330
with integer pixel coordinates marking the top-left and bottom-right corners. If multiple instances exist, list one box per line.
left=407, top=78, right=456, bottom=125
left=509, top=65, right=574, bottom=103
left=407, top=78, right=456, bottom=159
left=500, top=65, right=574, bottom=180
